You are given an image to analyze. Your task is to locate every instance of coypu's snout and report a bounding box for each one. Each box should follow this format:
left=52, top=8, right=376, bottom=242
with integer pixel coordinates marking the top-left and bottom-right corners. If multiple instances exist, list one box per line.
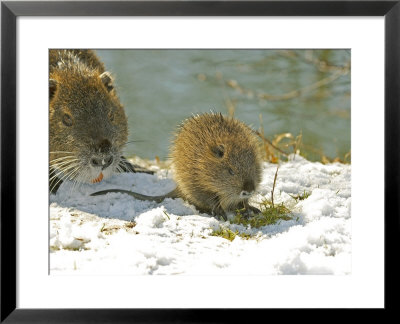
left=90, top=155, right=114, bottom=170
left=240, top=180, right=256, bottom=198
left=90, top=138, right=114, bottom=170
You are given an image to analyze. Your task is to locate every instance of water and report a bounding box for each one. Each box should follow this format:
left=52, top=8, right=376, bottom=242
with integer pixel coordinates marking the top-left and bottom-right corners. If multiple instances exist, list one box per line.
left=97, top=49, right=350, bottom=162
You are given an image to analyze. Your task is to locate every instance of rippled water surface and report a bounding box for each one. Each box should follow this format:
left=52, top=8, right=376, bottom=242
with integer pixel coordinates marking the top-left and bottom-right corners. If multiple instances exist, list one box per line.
left=97, top=49, right=350, bottom=162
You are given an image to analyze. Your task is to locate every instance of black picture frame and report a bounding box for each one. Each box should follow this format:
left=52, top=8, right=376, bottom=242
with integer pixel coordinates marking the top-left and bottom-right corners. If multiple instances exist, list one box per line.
left=1, top=0, right=399, bottom=322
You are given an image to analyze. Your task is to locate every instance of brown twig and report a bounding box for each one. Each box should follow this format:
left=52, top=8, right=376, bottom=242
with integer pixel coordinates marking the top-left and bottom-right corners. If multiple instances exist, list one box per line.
left=255, top=130, right=290, bottom=156
left=271, top=165, right=279, bottom=208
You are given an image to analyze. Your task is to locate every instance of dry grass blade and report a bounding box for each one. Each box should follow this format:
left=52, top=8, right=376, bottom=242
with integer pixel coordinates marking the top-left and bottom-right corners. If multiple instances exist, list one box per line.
left=271, top=164, right=279, bottom=208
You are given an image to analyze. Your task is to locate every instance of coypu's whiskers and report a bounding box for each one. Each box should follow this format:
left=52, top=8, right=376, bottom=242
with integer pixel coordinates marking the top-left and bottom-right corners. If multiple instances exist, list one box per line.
left=68, top=167, right=85, bottom=196
left=49, top=163, right=81, bottom=194
left=50, top=164, right=80, bottom=193
left=50, top=154, right=75, bottom=160
left=60, top=168, right=82, bottom=195
left=49, top=157, right=79, bottom=180
left=115, top=165, right=124, bottom=174
left=49, top=162, right=79, bottom=179
left=49, top=163, right=79, bottom=185
left=49, top=151, right=75, bottom=154
left=50, top=159, right=79, bottom=170
left=71, top=178, right=84, bottom=195
left=49, top=156, right=78, bottom=164
left=208, top=194, right=221, bottom=215
left=219, top=193, right=239, bottom=213
left=64, top=165, right=88, bottom=194
left=69, top=169, right=88, bottom=194
left=66, top=164, right=83, bottom=181
left=49, top=167, right=75, bottom=184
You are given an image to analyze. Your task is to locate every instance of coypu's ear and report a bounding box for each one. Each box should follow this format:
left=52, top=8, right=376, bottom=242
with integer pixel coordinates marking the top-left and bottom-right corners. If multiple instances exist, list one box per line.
left=100, top=71, right=114, bottom=92
left=211, top=144, right=225, bottom=158
left=49, top=79, right=57, bottom=100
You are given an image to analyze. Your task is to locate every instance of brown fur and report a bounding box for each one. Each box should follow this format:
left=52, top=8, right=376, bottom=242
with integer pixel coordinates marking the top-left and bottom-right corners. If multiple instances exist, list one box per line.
left=49, top=49, right=132, bottom=193
left=170, top=113, right=263, bottom=216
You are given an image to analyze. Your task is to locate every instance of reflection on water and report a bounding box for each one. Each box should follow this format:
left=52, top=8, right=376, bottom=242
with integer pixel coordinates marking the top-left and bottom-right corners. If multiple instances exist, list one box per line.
left=97, top=49, right=350, bottom=162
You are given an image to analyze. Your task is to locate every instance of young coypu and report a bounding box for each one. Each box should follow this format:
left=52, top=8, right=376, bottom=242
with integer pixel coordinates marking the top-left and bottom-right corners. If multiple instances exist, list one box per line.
left=49, top=49, right=150, bottom=194
left=92, top=113, right=263, bottom=218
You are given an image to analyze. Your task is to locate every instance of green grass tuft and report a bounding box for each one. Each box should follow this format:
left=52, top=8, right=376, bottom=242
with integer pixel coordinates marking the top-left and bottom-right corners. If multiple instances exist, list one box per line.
left=289, top=190, right=311, bottom=201
left=210, top=227, right=253, bottom=241
left=231, top=199, right=292, bottom=228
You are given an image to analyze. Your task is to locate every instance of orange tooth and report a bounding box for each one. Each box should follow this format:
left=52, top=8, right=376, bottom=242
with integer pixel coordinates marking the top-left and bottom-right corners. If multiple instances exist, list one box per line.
left=91, top=172, right=104, bottom=184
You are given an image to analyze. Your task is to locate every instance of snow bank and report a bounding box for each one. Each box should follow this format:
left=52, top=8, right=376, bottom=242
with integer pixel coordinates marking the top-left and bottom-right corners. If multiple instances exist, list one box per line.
left=50, top=155, right=351, bottom=275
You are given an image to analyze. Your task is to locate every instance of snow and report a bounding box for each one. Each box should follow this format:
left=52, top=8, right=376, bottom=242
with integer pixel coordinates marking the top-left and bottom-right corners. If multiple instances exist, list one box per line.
left=50, top=155, right=351, bottom=275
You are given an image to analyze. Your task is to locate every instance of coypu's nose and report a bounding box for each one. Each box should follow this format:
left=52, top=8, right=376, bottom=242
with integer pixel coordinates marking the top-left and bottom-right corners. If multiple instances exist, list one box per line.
left=91, top=139, right=113, bottom=170
left=90, top=155, right=114, bottom=170
left=240, top=180, right=255, bottom=198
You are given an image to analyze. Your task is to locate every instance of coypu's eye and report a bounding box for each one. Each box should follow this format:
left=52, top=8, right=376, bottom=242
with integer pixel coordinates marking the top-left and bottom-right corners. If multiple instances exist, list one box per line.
left=62, top=113, right=73, bottom=127
left=228, top=168, right=235, bottom=176
left=211, top=144, right=225, bottom=158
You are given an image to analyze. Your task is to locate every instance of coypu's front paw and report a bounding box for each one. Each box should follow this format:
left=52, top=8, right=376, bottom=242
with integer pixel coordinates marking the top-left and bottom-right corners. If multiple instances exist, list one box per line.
left=241, top=202, right=261, bottom=218
left=118, top=156, right=155, bottom=175
left=211, top=207, right=227, bottom=221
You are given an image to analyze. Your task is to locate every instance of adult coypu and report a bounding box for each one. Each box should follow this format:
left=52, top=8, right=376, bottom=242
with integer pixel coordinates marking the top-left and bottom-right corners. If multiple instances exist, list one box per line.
left=92, top=113, right=263, bottom=218
left=49, top=49, right=151, bottom=194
